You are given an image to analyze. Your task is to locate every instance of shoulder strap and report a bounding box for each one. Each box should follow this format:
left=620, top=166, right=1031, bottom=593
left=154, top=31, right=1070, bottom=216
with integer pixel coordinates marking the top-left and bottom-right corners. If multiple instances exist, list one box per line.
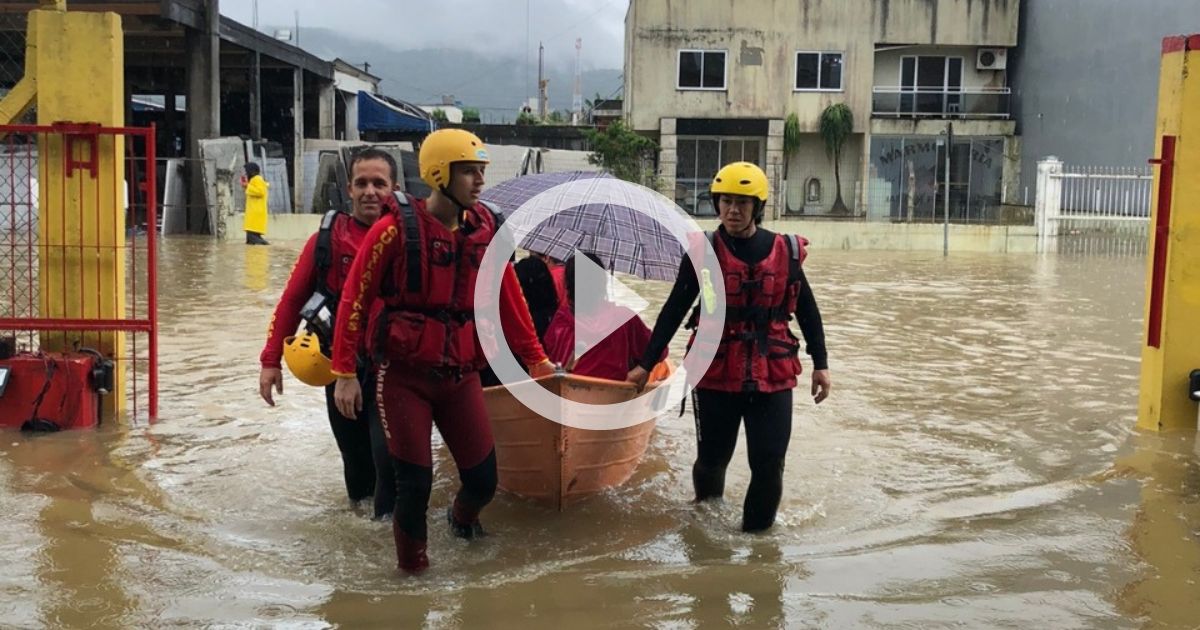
left=782, top=234, right=803, bottom=283
left=395, top=191, right=422, bottom=294
left=314, top=210, right=340, bottom=276
left=478, top=200, right=505, bottom=229
left=478, top=199, right=516, bottom=262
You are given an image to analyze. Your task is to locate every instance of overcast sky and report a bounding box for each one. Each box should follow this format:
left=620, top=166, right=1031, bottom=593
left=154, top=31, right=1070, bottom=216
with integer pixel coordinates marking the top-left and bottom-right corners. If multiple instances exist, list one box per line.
left=221, top=0, right=628, bottom=70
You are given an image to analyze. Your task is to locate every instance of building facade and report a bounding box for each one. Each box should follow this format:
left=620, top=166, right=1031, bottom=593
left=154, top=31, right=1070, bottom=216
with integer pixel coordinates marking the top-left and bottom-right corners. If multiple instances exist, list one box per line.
left=332, top=59, right=382, bottom=142
left=624, top=0, right=1020, bottom=221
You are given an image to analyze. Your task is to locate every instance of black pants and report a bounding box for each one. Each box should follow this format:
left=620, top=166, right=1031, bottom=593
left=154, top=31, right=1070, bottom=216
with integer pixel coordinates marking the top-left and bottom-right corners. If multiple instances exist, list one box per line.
left=323, top=371, right=395, bottom=519
left=245, top=231, right=269, bottom=245
left=392, top=450, right=498, bottom=541
left=693, top=387, right=793, bottom=532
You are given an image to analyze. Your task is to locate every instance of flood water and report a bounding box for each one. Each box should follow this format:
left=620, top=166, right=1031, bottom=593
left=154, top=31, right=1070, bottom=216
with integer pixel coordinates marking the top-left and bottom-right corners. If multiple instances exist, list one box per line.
left=1, top=237, right=1197, bottom=629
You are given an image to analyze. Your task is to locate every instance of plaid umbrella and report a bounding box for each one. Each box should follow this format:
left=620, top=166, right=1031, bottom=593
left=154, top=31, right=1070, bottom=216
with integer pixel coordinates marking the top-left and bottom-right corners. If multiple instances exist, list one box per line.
left=481, top=171, right=686, bottom=281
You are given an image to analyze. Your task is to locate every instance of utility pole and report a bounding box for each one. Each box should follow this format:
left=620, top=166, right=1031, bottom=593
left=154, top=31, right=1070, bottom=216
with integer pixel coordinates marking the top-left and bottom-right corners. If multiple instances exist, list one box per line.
left=537, top=41, right=548, bottom=119
left=572, top=38, right=583, bottom=125
left=943, top=121, right=953, bottom=256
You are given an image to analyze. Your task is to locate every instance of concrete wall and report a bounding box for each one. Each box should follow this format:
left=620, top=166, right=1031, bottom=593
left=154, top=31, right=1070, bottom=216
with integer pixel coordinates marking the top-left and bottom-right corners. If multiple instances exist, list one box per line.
left=783, top=133, right=864, bottom=214
left=332, top=72, right=375, bottom=96
left=696, top=218, right=1037, bottom=253
left=229, top=213, right=1038, bottom=254
left=225, top=212, right=321, bottom=242
left=1011, top=0, right=1200, bottom=199
left=625, top=0, right=1018, bottom=133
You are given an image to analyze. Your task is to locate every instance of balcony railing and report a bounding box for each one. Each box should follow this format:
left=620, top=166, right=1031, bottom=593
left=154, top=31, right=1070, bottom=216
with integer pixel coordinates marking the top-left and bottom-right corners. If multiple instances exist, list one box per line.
left=872, top=86, right=1011, bottom=119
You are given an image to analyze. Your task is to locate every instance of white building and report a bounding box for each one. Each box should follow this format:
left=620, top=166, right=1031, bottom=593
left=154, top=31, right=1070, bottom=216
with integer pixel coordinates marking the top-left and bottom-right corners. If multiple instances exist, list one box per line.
left=624, top=0, right=1020, bottom=221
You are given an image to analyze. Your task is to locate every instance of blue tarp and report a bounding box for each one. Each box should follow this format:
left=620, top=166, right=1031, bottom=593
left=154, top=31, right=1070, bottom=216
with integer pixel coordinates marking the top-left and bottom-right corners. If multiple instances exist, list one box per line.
left=357, top=91, right=435, bottom=133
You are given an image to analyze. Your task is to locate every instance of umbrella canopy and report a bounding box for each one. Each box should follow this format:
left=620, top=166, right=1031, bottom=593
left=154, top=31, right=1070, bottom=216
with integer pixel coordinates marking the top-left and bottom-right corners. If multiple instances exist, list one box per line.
left=481, top=171, right=686, bottom=281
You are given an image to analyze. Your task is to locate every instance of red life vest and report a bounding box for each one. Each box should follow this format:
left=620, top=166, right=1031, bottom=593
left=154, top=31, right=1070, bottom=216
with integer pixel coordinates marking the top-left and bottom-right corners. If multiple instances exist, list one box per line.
left=689, top=231, right=807, bottom=393
left=369, top=193, right=501, bottom=371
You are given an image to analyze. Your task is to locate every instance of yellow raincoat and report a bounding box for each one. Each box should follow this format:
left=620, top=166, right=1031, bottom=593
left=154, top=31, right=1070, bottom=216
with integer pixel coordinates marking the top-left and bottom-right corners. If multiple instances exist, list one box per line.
left=243, top=174, right=269, bottom=235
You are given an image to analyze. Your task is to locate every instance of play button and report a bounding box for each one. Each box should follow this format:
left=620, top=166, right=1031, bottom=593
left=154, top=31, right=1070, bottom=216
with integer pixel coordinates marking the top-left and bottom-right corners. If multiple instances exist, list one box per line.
left=572, top=252, right=650, bottom=360
left=473, top=177, right=727, bottom=430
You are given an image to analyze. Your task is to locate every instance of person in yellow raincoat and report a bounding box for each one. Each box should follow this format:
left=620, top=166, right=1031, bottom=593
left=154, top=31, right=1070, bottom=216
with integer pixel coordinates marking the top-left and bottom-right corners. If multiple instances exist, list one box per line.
left=242, top=162, right=270, bottom=245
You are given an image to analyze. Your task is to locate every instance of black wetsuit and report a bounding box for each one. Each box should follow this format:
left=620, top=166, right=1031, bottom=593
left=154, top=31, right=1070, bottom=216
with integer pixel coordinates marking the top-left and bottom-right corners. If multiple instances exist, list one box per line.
left=638, top=226, right=828, bottom=532
left=323, top=361, right=395, bottom=520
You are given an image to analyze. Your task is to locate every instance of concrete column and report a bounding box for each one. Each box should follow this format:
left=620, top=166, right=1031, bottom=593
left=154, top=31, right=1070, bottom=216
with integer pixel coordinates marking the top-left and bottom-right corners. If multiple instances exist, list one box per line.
left=318, top=81, right=335, bottom=140
left=185, top=0, right=219, bottom=232
left=163, top=88, right=177, bottom=154
left=765, top=118, right=784, bottom=219
left=1034, top=157, right=1063, bottom=253
left=344, top=91, right=360, bottom=141
left=248, top=51, right=261, bottom=141
left=33, top=9, right=127, bottom=418
left=657, top=118, right=677, bottom=201
left=1137, top=35, right=1200, bottom=433
left=1002, top=135, right=1022, bottom=205
left=292, top=67, right=304, bottom=213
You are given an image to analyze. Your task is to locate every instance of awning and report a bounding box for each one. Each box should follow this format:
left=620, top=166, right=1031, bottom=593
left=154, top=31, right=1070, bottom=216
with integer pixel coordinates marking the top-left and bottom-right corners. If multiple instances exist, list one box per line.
left=357, top=91, right=436, bottom=134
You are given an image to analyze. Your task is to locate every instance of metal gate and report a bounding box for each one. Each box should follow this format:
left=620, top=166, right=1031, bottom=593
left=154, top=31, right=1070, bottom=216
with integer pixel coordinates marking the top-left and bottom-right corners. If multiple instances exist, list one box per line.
left=0, top=122, right=158, bottom=421
left=1035, top=158, right=1152, bottom=256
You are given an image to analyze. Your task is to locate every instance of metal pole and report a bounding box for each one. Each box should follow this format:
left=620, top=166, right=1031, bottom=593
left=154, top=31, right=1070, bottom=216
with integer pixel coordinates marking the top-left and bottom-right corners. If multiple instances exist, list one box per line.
left=146, top=125, right=159, bottom=420
left=943, top=122, right=953, bottom=256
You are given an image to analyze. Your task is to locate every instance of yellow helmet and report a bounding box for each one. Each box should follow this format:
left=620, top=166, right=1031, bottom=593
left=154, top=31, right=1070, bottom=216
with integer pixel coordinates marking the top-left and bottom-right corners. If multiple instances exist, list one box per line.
left=283, top=332, right=335, bottom=387
left=419, top=128, right=490, bottom=190
left=711, top=161, right=769, bottom=201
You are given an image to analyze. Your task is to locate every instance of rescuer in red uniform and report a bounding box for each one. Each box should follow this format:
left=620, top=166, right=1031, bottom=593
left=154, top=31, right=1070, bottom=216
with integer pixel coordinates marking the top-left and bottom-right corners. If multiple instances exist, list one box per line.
left=330, top=129, right=554, bottom=574
left=258, top=148, right=399, bottom=521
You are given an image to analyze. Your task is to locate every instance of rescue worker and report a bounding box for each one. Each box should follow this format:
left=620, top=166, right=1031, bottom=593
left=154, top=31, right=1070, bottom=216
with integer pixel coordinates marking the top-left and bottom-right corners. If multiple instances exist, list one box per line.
left=243, top=162, right=270, bottom=245
left=330, top=129, right=555, bottom=575
left=627, top=161, right=832, bottom=533
left=257, top=148, right=398, bottom=520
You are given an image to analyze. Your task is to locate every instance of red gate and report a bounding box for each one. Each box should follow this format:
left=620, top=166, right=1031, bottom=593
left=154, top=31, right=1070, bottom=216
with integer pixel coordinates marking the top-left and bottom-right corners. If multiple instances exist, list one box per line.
left=0, top=122, right=158, bottom=423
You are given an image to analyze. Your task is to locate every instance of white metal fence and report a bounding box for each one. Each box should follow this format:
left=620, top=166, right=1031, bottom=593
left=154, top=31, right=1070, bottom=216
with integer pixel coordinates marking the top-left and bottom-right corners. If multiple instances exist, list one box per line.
left=1035, top=157, right=1152, bottom=255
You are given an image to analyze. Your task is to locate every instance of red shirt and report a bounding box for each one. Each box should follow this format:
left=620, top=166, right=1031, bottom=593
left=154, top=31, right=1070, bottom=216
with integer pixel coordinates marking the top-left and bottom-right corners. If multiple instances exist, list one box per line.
left=542, top=302, right=660, bottom=381
left=259, top=215, right=374, bottom=369
left=549, top=264, right=567, bottom=306
left=330, top=201, right=548, bottom=376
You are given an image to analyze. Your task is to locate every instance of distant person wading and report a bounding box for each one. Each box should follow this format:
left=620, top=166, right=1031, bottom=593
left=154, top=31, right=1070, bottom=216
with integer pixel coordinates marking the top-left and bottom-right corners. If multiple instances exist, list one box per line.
left=242, top=162, right=270, bottom=245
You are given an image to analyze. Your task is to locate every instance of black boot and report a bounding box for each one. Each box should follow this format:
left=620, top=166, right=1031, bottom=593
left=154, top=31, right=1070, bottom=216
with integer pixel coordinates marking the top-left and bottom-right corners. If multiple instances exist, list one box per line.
left=447, top=503, right=486, bottom=539
left=692, top=461, right=727, bottom=502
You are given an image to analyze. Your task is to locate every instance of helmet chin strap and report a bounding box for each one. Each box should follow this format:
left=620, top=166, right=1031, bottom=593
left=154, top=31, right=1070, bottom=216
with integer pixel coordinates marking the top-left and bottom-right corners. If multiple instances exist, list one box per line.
left=443, top=189, right=471, bottom=211
left=440, top=186, right=473, bottom=228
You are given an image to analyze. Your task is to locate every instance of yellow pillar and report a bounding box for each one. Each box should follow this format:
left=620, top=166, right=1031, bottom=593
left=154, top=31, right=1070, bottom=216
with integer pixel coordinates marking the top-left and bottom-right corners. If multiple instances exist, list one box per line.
left=1137, top=35, right=1200, bottom=432
left=33, top=9, right=127, bottom=419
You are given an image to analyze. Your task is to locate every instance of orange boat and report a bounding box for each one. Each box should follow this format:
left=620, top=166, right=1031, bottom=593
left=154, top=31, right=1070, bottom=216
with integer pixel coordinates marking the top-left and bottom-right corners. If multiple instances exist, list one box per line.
left=482, top=362, right=674, bottom=510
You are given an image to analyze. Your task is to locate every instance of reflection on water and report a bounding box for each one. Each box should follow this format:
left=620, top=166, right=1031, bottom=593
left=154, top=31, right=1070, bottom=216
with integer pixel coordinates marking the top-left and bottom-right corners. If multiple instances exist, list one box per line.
left=0, top=237, right=1195, bottom=628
